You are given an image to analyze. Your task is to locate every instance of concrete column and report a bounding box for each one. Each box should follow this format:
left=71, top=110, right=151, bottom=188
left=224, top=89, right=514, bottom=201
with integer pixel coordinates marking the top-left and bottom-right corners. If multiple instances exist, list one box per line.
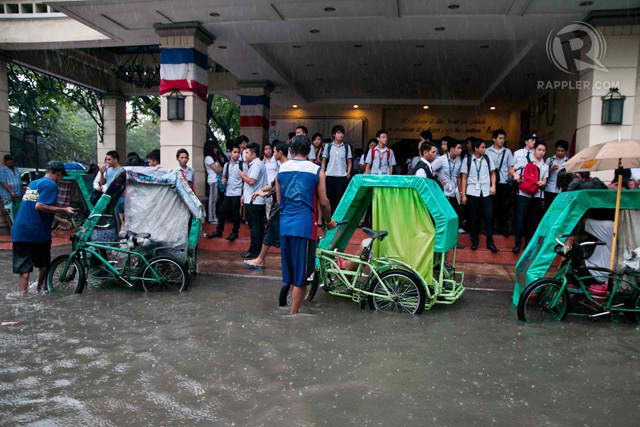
left=98, top=94, right=127, bottom=163
left=0, top=59, right=9, bottom=158
left=239, top=81, right=273, bottom=146
left=576, top=34, right=639, bottom=152
left=155, top=22, right=214, bottom=198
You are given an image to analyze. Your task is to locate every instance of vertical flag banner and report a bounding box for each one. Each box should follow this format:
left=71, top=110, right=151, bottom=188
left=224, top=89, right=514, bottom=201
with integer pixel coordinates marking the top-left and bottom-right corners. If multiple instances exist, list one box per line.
left=160, top=48, right=208, bottom=100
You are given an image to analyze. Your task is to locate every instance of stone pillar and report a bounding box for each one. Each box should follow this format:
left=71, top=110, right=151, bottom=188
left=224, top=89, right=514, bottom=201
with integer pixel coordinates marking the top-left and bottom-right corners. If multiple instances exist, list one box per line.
left=98, top=94, right=127, bottom=163
left=0, top=59, right=9, bottom=158
left=576, top=33, right=639, bottom=152
left=239, top=81, right=273, bottom=146
left=155, top=22, right=214, bottom=198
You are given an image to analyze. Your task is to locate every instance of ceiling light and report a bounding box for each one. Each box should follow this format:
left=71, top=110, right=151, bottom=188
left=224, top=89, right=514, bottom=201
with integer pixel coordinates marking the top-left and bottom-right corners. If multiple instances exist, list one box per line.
left=209, top=12, right=220, bottom=17
left=292, top=104, right=299, bottom=108
left=490, top=106, right=496, bottom=110
left=579, top=1, right=593, bottom=6
left=324, top=7, right=336, bottom=12
left=423, top=105, right=429, bottom=110
left=353, top=104, right=359, bottom=109
left=218, top=45, right=227, bottom=49
left=310, top=29, right=320, bottom=33
left=434, top=26, right=446, bottom=31
left=448, top=4, right=460, bottom=9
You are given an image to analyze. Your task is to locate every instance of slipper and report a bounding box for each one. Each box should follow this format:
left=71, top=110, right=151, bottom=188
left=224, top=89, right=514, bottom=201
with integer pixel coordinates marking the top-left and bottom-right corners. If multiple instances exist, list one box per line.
left=243, top=260, right=263, bottom=270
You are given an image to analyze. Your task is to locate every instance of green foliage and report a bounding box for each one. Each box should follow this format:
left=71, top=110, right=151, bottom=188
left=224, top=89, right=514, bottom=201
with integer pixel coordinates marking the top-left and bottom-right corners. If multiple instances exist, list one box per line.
left=128, top=96, right=160, bottom=130
left=126, top=118, right=160, bottom=158
left=207, top=94, right=240, bottom=150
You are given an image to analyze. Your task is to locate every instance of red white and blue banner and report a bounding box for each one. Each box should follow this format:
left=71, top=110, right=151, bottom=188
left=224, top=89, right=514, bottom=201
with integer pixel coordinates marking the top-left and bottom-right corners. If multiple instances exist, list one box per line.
left=240, top=95, right=270, bottom=128
left=159, top=48, right=208, bottom=100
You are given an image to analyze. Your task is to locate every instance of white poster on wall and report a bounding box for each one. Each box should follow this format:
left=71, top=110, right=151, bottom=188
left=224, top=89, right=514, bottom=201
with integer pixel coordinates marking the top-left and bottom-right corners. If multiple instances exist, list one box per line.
left=269, top=117, right=364, bottom=148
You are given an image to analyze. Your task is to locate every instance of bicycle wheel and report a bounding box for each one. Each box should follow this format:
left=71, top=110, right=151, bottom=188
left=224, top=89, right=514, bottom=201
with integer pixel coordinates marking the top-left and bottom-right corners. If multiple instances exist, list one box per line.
left=367, top=269, right=425, bottom=315
left=517, top=279, right=568, bottom=322
left=48, top=255, right=85, bottom=296
left=142, top=256, right=189, bottom=292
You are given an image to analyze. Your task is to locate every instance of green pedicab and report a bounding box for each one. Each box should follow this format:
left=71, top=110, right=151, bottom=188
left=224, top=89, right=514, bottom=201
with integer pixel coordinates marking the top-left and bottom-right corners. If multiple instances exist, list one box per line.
left=306, top=175, right=465, bottom=314
left=513, top=189, right=640, bottom=322
left=48, top=167, right=204, bottom=295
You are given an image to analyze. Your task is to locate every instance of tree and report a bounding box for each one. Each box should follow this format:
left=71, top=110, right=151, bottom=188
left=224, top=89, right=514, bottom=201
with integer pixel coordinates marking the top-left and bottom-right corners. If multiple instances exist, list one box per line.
left=206, top=94, right=240, bottom=149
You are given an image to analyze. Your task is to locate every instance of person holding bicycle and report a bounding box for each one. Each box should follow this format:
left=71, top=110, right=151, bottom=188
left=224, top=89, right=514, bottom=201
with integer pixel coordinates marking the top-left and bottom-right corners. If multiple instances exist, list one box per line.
left=277, top=135, right=334, bottom=315
left=11, top=161, right=75, bottom=296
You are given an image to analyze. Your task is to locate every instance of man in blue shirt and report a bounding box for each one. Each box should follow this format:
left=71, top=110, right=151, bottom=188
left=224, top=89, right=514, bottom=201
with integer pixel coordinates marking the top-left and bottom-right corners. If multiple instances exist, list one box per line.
left=0, top=154, right=22, bottom=228
left=12, top=161, right=75, bottom=295
left=277, top=135, right=334, bottom=314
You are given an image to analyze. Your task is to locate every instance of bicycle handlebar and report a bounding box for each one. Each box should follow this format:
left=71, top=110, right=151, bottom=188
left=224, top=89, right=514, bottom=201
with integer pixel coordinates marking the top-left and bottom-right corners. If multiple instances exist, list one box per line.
left=555, top=234, right=606, bottom=248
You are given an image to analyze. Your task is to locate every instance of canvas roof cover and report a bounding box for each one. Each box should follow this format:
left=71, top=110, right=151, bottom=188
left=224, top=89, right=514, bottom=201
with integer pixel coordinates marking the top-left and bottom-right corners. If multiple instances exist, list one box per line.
left=320, top=175, right=458, bottom=254
left=512, top=189, right=640, bottom=306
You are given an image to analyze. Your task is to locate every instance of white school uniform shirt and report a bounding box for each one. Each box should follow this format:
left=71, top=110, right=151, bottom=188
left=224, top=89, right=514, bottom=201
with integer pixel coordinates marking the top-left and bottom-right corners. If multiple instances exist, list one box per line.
left=432, top=154, right=462, bottom=197
left=263, top=156, right=278, bottom=184
left=224, top=161, right=244, bottom=197
left=486, top=146, right=514, bottom=184
left=365, top=146, right=397, bottom=175
left=414, top=158, right=434, bottom=178
left=461, top=154, right=495, bottom=197
left=545, top=155, right=568, bottom=193
left=243, top=158, right=268, bottom=205
left=204, top=156, right=220, bottom=184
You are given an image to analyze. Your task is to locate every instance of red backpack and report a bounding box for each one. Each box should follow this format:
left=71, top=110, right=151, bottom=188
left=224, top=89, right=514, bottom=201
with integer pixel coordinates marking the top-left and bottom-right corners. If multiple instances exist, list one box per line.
left=518, top=154, right=540, bottom=195
left=371, top=146, right=390, bottom=164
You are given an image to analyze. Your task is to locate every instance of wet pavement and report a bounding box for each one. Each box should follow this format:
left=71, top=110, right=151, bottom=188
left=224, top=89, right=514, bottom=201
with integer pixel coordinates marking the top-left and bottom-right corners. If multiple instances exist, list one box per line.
left=1, top=253, right=640, bottom=426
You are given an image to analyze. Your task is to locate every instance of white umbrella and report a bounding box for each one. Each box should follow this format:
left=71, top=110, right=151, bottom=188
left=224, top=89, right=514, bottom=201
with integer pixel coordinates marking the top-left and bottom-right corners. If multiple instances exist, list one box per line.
left=563, top=138, right=640, bottom=270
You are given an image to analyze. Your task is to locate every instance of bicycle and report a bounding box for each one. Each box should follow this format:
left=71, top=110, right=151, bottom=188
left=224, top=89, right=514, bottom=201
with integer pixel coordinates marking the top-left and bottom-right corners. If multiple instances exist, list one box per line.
left=47, top=198, right=189, bottom=296
left=280, top=220, right=427, bottom=315
left=517, top=233, right=640, bottom=322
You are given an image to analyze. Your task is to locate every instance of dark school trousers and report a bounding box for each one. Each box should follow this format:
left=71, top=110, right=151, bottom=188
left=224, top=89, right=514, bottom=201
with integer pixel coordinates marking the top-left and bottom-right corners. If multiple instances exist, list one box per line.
left=446, top=196, right=462, bottom=222
left=494, top=183, right=513, bottom=235
left=326, top=176, right=349, bottom=214
left=467, top=194, right=494, bottom=246
left=216, top=195, right=241, bottom=235
left=245, top=204, right=266, bottom=256
left=514, top=195, right=544, bottom=246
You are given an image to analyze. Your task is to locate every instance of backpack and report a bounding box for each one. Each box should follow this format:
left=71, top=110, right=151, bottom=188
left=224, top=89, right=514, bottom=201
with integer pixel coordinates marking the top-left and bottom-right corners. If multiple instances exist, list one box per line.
left=518, top=153, right=540, bottom=195
left=370, top=146, right=390, bottom=164
left=325, top=142, right=352, bottom=170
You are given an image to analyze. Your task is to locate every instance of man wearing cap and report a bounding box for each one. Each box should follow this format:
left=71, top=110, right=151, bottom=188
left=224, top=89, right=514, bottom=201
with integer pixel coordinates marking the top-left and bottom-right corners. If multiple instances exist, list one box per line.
left=0, top=154, right=22, bottom=228
left=11, top=161, right=74, bottom=296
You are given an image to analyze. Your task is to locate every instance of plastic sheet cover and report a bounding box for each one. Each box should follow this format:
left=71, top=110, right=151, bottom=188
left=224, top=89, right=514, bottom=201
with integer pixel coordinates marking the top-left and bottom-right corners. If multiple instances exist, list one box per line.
left=512, top=189, right=640, bottom=306
left=124, top=182, right=191, bottom=251
left=373, top=187, right=435, bottom=282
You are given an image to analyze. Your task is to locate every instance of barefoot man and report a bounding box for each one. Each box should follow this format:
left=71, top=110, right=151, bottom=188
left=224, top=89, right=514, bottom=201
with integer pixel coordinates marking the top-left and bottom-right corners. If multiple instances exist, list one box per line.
left=277, top=135, right=334, bottom=314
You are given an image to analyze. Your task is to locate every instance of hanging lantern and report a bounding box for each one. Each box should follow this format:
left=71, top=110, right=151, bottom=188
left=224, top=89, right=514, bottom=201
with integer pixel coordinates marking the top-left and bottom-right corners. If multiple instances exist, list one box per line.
left=167, top=89, right=185, bottom=121
left=601, top=88, right=625, bottom=125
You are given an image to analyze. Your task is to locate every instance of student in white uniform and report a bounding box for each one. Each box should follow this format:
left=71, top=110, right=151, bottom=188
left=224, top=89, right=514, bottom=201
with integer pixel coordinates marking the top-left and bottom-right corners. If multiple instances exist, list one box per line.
left=460, top=139, right=498, bottom=253
left=512, top=140, right=549, bottom=253
left=486, top=129, right=515, bottom=236
left=365, top=130, right=397, bottom=175
left=262, top=142, right=278, bottom=218
left=544, top=140, right=569, bottom=211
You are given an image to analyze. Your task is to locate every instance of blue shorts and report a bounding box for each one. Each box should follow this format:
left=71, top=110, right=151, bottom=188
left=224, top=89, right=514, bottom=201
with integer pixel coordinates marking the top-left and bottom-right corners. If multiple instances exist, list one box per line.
left=281, top=236, right=315, bottom=286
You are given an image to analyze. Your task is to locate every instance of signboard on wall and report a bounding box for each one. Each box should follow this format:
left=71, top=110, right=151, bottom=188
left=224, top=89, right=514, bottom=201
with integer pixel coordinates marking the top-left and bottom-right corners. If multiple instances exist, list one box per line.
left=383, top=108, right=509, bottom=141
left=269, top=117, right=364, bottom=147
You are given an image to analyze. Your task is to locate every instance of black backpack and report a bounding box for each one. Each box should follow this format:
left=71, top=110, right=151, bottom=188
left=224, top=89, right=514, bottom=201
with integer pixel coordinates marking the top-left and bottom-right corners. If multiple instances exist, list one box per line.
left=325, top=142, right=352, bottom=169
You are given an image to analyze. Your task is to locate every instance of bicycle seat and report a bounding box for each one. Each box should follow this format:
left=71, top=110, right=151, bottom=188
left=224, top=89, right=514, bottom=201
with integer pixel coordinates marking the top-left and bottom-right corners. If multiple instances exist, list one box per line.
left=361, top=227, right=388, bottom=241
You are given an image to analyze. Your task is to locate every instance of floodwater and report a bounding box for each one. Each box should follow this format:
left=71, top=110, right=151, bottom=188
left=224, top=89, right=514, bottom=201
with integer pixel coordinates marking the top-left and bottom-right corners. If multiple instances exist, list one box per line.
left=2, top=270, right=640, bottom=426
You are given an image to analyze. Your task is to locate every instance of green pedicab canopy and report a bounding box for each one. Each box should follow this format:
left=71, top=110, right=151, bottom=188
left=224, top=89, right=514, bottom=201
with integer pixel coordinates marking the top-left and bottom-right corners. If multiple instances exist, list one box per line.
left=320, top=175, right=458, bottom=254
left=512, top=189, right=640, bottom=306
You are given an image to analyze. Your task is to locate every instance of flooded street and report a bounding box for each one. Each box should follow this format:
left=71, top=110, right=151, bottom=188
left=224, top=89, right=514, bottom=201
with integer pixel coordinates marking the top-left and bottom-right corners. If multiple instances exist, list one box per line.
left=2, top=264, right=640, bottom=426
